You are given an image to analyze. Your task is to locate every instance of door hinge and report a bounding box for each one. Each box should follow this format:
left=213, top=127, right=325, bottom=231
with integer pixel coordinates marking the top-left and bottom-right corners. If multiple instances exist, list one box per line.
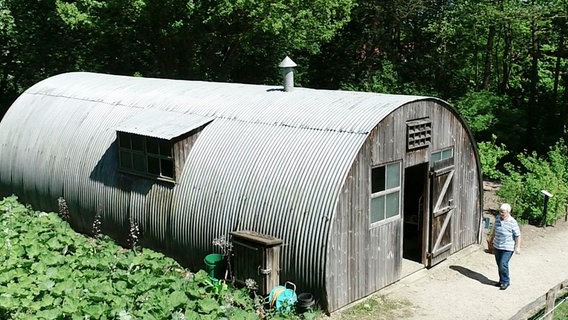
left=258, top=267, right=272, bottom=275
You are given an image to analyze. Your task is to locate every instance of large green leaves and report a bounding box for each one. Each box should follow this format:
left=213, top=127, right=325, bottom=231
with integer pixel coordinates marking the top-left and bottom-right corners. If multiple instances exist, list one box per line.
left=0, top=196, right=264, bottom=319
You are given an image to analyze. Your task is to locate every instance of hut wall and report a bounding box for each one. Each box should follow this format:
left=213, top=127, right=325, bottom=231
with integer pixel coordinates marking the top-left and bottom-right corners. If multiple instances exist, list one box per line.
left=173, top=130, right=203, bottom=181
left=327, top=112, right=406, bottom=311
left=326, top=100, right=481, bottom=311
left=382, top=100, right=481, bottom=252
left=167, top=119, right=364, bottom=311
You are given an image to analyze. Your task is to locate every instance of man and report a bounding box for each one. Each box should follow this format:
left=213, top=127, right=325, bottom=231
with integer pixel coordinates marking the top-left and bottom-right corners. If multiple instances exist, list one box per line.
left=490, top=203, right=521, bottom=290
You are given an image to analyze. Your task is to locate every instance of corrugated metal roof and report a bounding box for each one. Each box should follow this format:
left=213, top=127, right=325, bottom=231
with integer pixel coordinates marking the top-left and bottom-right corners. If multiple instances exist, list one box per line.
left=115, top=109, right=214, bottom=139
left=26, top=72, right=430, bottom=135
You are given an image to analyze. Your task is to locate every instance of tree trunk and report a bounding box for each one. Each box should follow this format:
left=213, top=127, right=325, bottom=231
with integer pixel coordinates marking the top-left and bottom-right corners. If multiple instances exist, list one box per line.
left=499, top=25, right=512, bottom=94
left=526, top=0, right=540, bottom=150
left=563, top=70, right=568, bottom=141
left=552, top=32, right=565, bottom=138
left=482, top=24, right=496, bottom=90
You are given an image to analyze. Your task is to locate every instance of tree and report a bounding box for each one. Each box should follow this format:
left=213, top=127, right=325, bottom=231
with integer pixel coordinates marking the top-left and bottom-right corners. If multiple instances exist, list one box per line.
left=1, top=0, right=78, bottom=118
left=54, top=0, right=354, bottom=83
left=0, top=2, right=17, bottom=111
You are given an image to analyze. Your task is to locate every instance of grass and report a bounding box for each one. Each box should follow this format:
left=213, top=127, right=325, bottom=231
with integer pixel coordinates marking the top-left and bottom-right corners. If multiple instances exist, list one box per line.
left=528, top=291, right=568, bottom=320
left=328, top=295, right=414, bottom=320
left=553, top=293, right=568, bottom=320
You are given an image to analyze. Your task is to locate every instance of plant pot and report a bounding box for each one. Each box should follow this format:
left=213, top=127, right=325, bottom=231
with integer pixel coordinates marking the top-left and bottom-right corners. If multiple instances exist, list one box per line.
left=296, top=292, right=315, bottom=314
left=204, top=253, right=226, bottom=280
left=486, top=239, right=494, bottom=254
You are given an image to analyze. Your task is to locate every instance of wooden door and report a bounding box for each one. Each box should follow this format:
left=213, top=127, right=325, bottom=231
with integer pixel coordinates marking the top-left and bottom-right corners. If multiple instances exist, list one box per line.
left=427, top=157, right=455, bottom=267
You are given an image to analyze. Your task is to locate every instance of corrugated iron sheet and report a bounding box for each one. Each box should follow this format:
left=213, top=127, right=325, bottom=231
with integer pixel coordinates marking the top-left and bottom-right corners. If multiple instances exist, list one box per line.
left=0, top=72, right=441, bottom=306
left=115, top=109, right=214, bottom=140
left=23, top=72, right=428, bottom=134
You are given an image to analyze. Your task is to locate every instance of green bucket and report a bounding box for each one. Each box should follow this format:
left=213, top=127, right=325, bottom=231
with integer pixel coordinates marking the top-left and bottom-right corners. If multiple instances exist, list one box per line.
left=204, top=253, right=226, bottom=280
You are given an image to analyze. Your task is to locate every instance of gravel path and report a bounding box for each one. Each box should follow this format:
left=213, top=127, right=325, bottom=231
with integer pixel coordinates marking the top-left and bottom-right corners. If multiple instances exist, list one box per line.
left=379, top=219, right=568, bottom=319
left=328, top=183, right=568, bottom=320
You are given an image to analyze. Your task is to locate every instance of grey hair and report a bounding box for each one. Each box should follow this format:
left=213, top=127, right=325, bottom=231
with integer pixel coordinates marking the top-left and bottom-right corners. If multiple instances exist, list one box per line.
left=500, top=203, right=512, bottom=213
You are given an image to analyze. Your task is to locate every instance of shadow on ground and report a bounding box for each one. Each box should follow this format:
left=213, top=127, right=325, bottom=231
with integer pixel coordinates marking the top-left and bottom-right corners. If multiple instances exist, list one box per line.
left=449, top=265, right=496, bottom=286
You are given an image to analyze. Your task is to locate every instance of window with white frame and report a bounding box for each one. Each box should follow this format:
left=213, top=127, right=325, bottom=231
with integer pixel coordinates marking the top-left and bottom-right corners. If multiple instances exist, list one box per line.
left=370, top=161, right=401, bottom=225
left=431, top=148, right=453, bottom=165
left=118, top=132, right=175, bottom=181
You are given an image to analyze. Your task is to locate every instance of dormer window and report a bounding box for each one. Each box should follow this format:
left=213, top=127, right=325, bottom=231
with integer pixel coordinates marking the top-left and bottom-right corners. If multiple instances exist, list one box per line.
left=118, top=133, right=175, bottom=180
left=115, top=110, right=214, bottom=183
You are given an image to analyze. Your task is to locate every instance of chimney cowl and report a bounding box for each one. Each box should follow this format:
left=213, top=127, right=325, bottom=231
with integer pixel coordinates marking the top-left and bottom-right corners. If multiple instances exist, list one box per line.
left=279, top=56, right=297, bottom=92
left=279, top=56, right=297, bottom=68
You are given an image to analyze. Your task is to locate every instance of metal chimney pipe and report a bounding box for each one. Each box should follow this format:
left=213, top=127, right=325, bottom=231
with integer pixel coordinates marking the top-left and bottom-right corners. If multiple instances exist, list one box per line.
left=278, top=56, right=297, bottom=92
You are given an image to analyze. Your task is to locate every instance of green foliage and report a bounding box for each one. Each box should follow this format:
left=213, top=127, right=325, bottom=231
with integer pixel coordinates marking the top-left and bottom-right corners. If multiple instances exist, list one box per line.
left=0, top=195, right=317, bottom=319
left=498, top=139, right=568, bottom=225
left=552, top=293, right=568, bottom=320
left=0, top=3, right=16, bottom=68
left=48, top=0, right=354, bottom=83
left=1, top=0, right=567, bottom=166
left=454, top=90, right=529, bottom=152
left=340, top=59, right=426, bottom=95
left=455, top=91, right=509, bottom=136
left=477, top=134, right=509, bottom=180
left=340, top=60, right=399, bottom=94
left=202, top=0, right=353, bottom=54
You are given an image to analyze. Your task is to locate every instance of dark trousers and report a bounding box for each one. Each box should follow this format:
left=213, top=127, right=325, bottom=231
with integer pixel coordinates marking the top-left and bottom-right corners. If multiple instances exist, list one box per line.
left=494, top=249, right=514, bottom=285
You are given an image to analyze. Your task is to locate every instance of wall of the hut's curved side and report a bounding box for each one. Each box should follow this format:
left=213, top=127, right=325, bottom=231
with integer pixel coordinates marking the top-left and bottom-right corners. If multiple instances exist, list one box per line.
left=168, top=118, right=367, bottom=306
left=326, top=100, right=482, bottom=312
left=0, top=90, right=177, bottom=245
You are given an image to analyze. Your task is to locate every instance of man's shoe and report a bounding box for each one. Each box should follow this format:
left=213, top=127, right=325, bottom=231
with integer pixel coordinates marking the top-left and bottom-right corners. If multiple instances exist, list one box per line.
left=500, top=284, right=509, bottom=290
left=494, top=282, right=501, bottom=287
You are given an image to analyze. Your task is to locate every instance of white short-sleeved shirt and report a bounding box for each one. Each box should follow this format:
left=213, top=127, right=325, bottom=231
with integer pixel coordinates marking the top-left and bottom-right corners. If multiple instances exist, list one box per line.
left=493, top=215, right=521, bottom=251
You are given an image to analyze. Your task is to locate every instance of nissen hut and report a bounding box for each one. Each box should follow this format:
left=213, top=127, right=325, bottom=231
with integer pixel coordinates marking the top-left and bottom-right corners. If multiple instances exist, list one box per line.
left=0, top=61, right=482, bottom=312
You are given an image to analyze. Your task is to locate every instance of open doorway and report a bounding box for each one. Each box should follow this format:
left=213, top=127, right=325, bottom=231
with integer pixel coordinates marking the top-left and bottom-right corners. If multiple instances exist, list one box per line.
left=403, top=163, right=428, bottom=263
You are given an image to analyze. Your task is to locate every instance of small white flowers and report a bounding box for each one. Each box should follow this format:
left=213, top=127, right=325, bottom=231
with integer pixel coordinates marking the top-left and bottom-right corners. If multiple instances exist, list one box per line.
left=57, top=197, right=70, bottom=221
left=171, top=310, right=185, bottom=320
left=128, top=219, right=140, bottom=250
left=212, top=235, right=233, bottom=256
left=92, top=211, right=102, bottom=238
left=245, top=278, right=258, bottom=290
left=117, top=310, right=133, bottom=320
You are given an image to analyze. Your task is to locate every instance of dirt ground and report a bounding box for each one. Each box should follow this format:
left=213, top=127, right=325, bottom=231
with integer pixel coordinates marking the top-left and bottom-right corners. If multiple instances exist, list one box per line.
left=328, top=181, right=568, bottom=320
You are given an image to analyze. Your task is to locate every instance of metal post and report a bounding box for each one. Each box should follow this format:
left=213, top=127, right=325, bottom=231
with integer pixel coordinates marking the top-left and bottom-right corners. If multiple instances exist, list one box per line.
left=540, top=190, right=553, bottom=228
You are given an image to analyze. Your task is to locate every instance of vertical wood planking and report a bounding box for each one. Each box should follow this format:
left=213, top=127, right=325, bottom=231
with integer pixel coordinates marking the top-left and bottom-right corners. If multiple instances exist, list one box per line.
left=327, top=100, right=481, bottom=311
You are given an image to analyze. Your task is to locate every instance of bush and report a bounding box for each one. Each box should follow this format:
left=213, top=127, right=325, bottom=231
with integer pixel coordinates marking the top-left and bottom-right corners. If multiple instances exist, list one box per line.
left=455, top=91, right=503, bottom=135
left=454, top=90, right=526, bottom=152
left=498, top=139, right=568, bottom=225
left=478, top=134, right=509, bottom=180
